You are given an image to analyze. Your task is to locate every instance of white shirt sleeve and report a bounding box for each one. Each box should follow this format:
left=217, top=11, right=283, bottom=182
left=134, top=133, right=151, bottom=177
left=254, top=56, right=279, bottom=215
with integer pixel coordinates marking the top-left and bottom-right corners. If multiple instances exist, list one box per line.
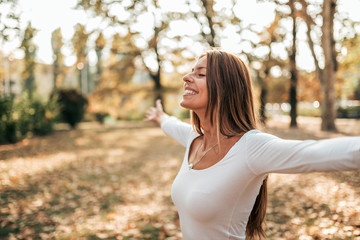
left=161, top=116, right=194, bottom=147
left=245, top=130, right=360, bottom=175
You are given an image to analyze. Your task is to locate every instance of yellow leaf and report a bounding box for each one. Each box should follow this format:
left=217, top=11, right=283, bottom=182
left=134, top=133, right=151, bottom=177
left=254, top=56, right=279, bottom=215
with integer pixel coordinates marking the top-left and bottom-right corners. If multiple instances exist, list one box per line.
left=10, top=176, right=19, bottom=183
left=107, top=212, right=116, bottom=220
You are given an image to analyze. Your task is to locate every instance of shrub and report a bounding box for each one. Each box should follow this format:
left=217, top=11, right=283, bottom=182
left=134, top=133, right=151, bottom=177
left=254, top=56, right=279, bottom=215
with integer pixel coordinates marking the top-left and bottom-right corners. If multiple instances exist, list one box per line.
left=16, top=93, right=33, bottom=138
left=0, top=96, right=18, bottom=144
left=94, top=112, right=109, bottom=124
left=53, top=88, right=88, bottom=129
left=337, top=106, right=360, bottom=119
left=31, top=98, right=58, bottom=136
left=0, top=93, right=59, bottom=144
left=15, top=93, right=59, bottom=137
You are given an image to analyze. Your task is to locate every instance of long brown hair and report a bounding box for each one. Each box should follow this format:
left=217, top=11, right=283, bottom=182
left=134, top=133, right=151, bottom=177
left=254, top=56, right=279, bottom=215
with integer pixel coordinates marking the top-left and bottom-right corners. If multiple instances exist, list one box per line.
left=191, top=49, right=268, bottom=239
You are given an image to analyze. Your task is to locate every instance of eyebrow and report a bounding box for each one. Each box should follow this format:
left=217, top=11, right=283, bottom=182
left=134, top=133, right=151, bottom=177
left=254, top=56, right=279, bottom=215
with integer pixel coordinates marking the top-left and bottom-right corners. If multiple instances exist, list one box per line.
left=192, top=66, right=207, bottom=71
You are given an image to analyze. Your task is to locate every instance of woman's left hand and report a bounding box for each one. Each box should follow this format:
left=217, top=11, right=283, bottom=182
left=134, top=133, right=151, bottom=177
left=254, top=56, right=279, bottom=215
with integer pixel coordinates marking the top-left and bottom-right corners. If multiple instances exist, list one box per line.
left=144, top=99, right=169, bottom=125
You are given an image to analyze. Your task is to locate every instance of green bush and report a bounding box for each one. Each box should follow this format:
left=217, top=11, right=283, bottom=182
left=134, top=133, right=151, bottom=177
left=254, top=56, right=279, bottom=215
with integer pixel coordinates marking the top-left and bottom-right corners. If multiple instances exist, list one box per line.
left=16, top=93, right=33, bottom=138
left=16, top=93, right=59, bottom=137
left=0, top=93, right=59, bottom=144
left=337, top=106, right=360, bottom=118
left=53, top=88, right=88, bottom=129
left=0, top=96, right=18, bottom=144
left=3, top=121, right=17, bottom=143
left=31, top=98, right=58, bottom=136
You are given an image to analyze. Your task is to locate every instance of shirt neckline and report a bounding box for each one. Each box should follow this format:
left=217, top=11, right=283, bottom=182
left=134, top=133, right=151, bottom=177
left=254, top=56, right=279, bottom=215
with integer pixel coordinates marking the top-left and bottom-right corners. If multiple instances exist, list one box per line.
left=186, top=130, right=257, bottom=172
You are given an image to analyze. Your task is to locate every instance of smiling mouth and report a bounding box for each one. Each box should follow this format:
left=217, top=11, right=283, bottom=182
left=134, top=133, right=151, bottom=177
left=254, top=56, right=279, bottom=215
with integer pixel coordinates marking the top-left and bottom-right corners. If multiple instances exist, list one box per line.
left=184, top=89, right=197, bottom=95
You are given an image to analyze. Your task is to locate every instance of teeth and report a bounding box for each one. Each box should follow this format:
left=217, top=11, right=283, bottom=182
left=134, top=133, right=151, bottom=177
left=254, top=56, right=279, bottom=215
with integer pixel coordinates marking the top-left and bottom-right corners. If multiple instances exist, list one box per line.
left=184, top=90, right=196, bottom=95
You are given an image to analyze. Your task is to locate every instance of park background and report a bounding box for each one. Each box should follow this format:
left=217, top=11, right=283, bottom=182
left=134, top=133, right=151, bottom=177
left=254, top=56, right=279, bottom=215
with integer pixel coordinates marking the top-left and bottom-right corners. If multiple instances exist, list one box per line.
left=0, top=0, right=360, bottom=239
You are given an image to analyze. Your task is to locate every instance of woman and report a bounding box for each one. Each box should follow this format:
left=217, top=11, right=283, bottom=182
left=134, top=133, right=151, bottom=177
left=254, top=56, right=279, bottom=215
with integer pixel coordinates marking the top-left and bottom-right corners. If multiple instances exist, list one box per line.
left=144, top=49, right=360, bottom=240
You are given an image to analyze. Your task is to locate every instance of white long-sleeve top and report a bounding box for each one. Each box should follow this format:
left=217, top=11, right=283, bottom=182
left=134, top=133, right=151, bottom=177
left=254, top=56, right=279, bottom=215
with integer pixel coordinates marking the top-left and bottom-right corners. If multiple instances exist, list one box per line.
left=161, top=116, right=360, bottom=240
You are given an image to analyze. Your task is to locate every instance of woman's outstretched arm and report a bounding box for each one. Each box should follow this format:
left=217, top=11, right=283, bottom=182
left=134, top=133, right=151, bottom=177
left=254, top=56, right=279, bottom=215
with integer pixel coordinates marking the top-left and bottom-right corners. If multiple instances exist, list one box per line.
left=144, top=99, right=193, bottom=147
left=245, top=131, right=360, bottom=175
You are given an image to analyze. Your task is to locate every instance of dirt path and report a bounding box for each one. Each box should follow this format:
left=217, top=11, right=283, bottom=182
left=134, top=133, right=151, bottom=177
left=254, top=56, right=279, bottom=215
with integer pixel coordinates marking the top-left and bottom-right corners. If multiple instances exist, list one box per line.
left=0, top=116, right=359, bottom=239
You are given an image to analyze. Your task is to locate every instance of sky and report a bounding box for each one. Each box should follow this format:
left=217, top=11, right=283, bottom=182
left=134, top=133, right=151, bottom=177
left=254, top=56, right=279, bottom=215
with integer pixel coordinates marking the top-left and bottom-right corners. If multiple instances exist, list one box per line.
left=2, top=0, right=360, bottom=71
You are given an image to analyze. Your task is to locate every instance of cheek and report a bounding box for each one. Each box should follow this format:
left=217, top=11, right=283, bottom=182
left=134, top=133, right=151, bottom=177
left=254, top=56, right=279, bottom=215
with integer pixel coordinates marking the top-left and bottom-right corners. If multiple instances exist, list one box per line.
left=201, top=91, right=208, bottom=101
left=200, top=83, right=208, bottom=99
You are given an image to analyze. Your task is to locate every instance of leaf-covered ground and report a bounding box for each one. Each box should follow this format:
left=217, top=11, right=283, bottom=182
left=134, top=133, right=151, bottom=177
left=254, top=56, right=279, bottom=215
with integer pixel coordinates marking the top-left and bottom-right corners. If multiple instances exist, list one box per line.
left=0, top=116, right=359, bottom=240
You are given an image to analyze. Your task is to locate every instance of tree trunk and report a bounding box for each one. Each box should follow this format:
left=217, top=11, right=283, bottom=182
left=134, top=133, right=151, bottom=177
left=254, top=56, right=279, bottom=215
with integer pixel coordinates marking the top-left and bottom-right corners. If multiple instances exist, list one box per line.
left=151, top=71, right=162, bottom=91
left=200, top=0, right=216, bottom=47
left=95, top=48, right=103, bottom=87
left=148, top=30, right=164, bottom=106
left=259, top=85, right=268, bottom=125
left=289, top=0, right=298, bottom=128
left=257, top=69, right=268, bottom=125
left=321, top=0, right=337, bottom=131
left=149, top=71, right=165, bottom=112
left=53, top=73, right=58, bottom=90
left=53, top=59, right=59, bottom=91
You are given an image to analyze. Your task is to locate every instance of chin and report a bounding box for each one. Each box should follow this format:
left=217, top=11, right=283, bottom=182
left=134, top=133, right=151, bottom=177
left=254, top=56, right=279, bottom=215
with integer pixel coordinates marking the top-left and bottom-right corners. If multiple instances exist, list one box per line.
left=180, top=99, right=190, bottom=109
left=181, top=98, right=197, bottom=110
left=180, top=97, right=207, bottom=112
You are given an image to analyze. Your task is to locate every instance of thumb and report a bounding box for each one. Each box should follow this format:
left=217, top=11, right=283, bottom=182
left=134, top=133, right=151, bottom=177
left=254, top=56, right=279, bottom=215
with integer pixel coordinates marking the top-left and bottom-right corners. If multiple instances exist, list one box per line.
left=156, top=99, right=163, bottom=111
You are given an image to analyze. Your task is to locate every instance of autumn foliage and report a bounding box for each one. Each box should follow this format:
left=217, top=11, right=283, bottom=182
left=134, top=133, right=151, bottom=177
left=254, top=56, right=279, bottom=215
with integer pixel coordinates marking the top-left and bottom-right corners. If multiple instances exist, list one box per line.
left=0, top=116, right=359, bottom=239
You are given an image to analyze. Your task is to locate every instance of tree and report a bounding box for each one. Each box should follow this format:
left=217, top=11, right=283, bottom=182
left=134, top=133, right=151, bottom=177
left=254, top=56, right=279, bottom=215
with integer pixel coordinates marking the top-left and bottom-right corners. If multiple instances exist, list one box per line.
left=338, top=35, right=360, bottom=100
left=71, top=23, right=91, bottom=94
left=108, top=32, right=136, bottom=85
left=20, top=22, right=37, bottom=99
left=245, top=12, right=287, bottom=125
left=299, top=0, right=338, bottom=131
left=0, top=0, right=20, bottom=44
left=288, top=0, right=299, bottom=128
left=94, top=32, right=106, bottom=86
left=142, top=15, right=167, bottom=93
left=259, top=0, right=301, bottom=127
left=1, top=0, right=20, bottom=98
left=77, top=0, right=167, bottom=94
left=94, top=32, right=138, bottom=92
left=186, top=0, right=217, bottom=47
left=321, top=0, right=337, bottom=130
left=51, top=28, right=65, bottom=90
left=187, top=0, right=249, bottom=48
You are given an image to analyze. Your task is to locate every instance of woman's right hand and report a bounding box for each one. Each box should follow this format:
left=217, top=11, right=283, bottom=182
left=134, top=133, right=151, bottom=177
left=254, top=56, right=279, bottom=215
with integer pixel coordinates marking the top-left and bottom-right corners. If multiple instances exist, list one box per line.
left=144, top=99, right=169, bottom=125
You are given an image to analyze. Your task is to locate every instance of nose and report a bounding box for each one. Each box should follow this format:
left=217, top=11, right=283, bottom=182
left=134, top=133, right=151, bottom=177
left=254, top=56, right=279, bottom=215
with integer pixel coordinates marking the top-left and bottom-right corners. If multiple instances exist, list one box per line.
left=183, top=73, right=192, bottom=83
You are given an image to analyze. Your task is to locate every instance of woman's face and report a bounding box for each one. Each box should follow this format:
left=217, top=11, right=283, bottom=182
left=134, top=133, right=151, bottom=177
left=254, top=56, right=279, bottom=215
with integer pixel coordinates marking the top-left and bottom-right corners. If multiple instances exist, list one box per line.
left=180, top=56, right=208, bottom=113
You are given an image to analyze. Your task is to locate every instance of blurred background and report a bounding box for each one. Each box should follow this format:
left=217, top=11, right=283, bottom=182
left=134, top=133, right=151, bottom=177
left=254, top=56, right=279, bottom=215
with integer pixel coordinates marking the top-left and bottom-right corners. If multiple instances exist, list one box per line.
left=0, top=0, right=359, bottom=138
left=0, top=0, right=360, bottom=239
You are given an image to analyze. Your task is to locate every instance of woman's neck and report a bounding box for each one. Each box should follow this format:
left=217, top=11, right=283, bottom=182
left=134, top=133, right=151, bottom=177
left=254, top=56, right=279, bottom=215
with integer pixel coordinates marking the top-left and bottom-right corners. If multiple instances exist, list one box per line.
left=196, top=111, right=224, bottom=148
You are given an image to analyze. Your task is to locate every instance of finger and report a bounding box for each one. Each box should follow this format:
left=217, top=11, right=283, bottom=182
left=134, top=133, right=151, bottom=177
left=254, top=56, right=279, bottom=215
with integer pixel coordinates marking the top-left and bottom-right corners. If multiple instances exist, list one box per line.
left=144, top=112, right=154, bottom=121
left=156, top=99, right=163, bottom=111
left=145, top=107, right=155, bottom=115
left=144, top=114, right=153, bottom=120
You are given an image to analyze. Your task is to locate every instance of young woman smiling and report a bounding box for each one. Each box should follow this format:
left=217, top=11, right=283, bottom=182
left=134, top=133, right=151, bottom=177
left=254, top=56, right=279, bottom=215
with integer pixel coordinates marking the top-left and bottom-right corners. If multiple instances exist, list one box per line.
left=144, top=49, right=360, bottom=240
